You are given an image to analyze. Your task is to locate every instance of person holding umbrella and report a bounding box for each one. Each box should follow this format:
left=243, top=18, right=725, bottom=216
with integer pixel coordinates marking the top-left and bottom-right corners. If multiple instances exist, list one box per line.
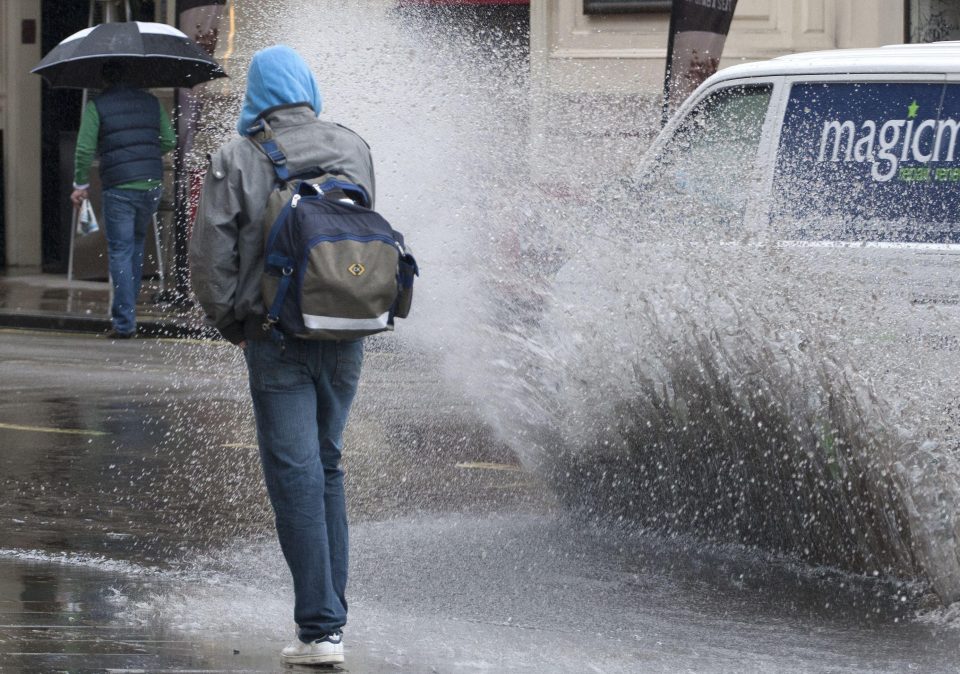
left=33, top=20, right=227, bottom=338
left=70, top=60, right=176, bottom=339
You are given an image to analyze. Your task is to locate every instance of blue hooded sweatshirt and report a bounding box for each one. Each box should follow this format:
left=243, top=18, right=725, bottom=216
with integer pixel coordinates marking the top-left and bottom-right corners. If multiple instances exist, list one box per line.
left=237, top=45, right=323, bottom=136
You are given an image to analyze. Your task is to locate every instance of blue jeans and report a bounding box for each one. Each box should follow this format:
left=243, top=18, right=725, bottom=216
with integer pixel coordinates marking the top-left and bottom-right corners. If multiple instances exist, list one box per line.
left=101, top=186, right=161, bottom=334
left=244, top=337, right=364, bottom=641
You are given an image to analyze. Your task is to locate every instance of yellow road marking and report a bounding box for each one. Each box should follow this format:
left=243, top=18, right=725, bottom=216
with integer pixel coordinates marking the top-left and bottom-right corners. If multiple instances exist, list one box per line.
left=0, top=328, right=89, bottom=339
left=223, top=1, right=236, bottom=61
left=0, top=422, right=106, bottom=436
left=455, top=461, right=524, bottom=473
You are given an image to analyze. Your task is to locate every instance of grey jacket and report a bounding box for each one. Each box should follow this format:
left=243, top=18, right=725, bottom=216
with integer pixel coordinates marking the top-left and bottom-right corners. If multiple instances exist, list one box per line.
left=189, top=105, right=375, bottom=344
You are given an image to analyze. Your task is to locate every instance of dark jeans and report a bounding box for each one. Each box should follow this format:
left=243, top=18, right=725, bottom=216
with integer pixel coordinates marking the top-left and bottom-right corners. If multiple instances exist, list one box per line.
left=101, top=186, right=161, bottom=335
left=244, top=337, right=364, bottom=641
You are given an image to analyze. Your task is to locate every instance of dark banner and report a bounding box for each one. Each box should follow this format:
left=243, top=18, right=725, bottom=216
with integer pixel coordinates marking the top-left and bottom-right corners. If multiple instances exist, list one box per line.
left=177, top=1, right=225, bottom=153
left=171, top=0, right=227, bottom=298
left=662, top=0, right=738, bottom=121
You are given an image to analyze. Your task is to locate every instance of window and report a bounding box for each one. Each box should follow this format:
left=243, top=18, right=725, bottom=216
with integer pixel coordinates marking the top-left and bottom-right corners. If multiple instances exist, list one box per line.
left=638, top=84, right=772, bottom=239
left=583, top=1, right=671, bottom=14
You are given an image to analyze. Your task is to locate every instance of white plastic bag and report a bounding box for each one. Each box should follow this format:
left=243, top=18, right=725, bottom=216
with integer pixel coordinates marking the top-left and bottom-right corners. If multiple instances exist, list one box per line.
left=77, top=198, right=99, bottom=235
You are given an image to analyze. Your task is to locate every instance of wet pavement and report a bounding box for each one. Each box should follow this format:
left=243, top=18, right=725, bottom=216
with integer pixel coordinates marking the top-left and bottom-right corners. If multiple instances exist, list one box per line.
left=0, top=273, right=199, bottom=337
left=0, top=328, right=547, bottom=672
left=1, top=329, right=960, bottom=672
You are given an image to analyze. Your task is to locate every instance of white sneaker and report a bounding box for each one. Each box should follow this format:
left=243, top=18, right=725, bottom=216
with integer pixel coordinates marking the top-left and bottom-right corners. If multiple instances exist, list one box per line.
left=281, top=632, right=344, bottom=665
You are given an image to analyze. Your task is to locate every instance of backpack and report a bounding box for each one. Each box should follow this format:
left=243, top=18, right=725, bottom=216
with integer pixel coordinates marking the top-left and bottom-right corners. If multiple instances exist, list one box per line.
left=249, top=120, right=418, bottom=341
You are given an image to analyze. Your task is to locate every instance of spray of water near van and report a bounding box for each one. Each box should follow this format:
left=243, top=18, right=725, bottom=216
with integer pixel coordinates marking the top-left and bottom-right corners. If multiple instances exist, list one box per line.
left=160, top=1, right=960, bottom=608
left=465, top=56, right=960, bottom=603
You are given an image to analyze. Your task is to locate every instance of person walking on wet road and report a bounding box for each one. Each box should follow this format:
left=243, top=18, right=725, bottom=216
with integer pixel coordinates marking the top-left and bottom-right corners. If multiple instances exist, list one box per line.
left=70, top=60, right=176, bottom=339
left=189, top=45, right=375, bottom=667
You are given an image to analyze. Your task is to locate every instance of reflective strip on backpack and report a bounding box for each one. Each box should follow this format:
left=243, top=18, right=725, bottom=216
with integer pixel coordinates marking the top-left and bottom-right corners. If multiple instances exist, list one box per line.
left=302, top=311, right=391, bottom=331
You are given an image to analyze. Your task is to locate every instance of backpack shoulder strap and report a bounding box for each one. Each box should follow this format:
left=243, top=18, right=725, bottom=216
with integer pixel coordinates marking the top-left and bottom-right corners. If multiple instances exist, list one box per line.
left=246, top=119, right=290, bottom=182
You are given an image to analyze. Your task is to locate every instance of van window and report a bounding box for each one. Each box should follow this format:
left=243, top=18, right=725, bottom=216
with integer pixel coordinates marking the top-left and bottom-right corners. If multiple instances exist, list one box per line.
left=640, top=84, right=772, bottom=238
left=772, top=81, right=960, bottom=242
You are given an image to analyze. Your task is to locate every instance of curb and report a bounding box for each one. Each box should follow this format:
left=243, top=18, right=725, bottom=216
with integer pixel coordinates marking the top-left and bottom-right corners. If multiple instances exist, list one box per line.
left=0, top=310, right=213, bottom=339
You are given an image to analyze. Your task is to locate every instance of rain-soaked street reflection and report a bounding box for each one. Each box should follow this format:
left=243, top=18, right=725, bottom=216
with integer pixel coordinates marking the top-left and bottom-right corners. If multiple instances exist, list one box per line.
left=5, top=0, right=960, bottom=671
left=0, top=331, right=542, bottom=565
left=1, top=328, right=959, bottom=671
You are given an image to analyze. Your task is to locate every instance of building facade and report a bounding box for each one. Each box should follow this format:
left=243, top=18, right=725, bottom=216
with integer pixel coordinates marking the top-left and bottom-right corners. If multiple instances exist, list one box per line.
left=1, top=0, right=174, bottom=275
left=527, top=0, right=951, bottom=184
left=2, top=1, right=43, bottom=272
left=2, top=0, right=958, bottom=272
left=532, top=1, right=913, bottom=96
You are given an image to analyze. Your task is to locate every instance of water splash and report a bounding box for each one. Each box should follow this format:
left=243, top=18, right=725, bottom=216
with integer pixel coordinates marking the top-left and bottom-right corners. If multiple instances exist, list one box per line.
left=472, top=171, right=960, bottom=601
left=155, top=0, right=960, bottom=605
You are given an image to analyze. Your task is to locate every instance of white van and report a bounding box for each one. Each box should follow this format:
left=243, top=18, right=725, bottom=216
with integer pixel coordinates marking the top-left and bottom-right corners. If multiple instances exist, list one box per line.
left=631, top=41, right=960, bottom=358
left=638, top=41, right=960, bottom=245
left=623, top=42, right=960, bottom=604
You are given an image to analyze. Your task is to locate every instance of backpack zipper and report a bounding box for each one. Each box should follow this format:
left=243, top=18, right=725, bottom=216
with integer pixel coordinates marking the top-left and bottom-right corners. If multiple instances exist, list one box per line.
left=306, top=233, right=399, bottom=248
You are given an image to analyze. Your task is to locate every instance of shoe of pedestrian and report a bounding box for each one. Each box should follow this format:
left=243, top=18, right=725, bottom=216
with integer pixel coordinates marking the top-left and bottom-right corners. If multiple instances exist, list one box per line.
left=280, top=632, right=344, bottom=665
left=103, top=328, right=135, bottom=340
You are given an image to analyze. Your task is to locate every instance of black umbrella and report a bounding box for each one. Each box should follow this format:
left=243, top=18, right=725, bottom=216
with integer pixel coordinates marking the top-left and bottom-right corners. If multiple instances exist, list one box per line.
left=31, top=21, right=227, bottom=89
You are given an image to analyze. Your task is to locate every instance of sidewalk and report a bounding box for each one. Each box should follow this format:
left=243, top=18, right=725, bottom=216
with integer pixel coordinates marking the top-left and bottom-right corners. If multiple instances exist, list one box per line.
left=0, top=272, right=207, bottom=338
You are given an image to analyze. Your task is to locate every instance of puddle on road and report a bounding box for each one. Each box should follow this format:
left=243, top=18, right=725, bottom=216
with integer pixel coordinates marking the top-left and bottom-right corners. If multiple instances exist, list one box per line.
left=55, top=513, right=960, bottom=674
left=2, top=333, right=959, bottom=672
left=0, top=337, right=549, bottom=569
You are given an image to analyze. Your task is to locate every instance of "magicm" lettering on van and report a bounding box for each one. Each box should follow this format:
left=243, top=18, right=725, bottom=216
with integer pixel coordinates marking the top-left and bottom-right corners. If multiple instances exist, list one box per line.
left=817, top=102, right=960, bottom=182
